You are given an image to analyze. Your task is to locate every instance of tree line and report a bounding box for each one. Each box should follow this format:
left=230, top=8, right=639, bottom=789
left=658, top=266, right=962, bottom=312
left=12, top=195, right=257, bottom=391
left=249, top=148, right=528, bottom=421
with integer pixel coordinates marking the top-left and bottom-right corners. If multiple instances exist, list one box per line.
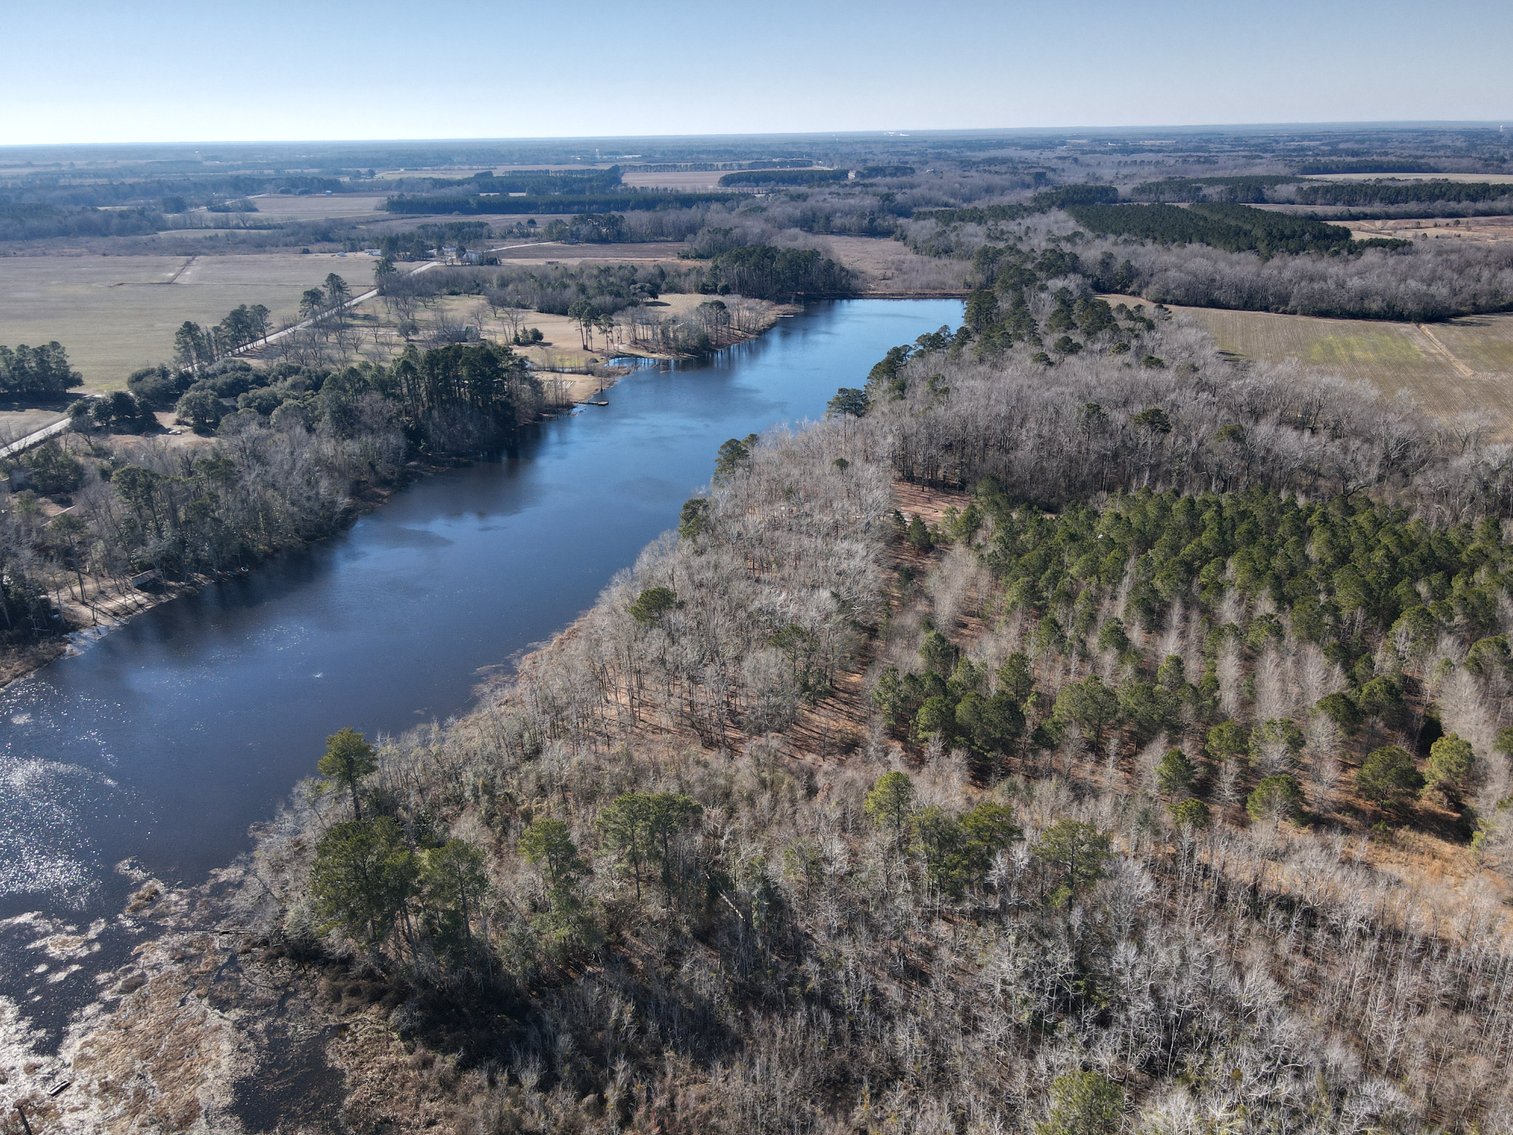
left=0, top=341, right=80, bottom=398
left=1, top=342, right=542, bottom=653
left=1064, top=201, right=1375, bottom=257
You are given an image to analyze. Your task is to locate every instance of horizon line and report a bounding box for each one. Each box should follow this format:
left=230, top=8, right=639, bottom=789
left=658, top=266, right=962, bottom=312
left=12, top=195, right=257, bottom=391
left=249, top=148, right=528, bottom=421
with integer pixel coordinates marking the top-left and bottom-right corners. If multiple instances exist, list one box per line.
left=1, top=119, right=1508, bottom=151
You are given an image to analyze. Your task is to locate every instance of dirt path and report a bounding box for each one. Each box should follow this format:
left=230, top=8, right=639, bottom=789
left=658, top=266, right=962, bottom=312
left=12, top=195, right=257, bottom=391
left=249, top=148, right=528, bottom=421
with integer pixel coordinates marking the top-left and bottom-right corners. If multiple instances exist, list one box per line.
left=1416, top=324, right=1476, bottom=378
left=164, top=256, right=197, bottom=285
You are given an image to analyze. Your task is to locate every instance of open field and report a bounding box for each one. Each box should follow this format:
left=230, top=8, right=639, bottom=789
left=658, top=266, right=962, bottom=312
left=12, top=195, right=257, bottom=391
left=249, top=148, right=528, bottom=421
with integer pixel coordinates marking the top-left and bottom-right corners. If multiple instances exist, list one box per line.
left=620, top=170, right=758, bottom=190
left=0, top=251, right=381, bottom=389
left=372, top=164, right=605, bottom=180
left=1343, top=215, right=1513, bottom=243
left=815, top=235, right=970, bottom=295
left=491, top=241, right=687, bottom=264
left=244, top=194, right=390, bottom=220
left=1104, top=295, right=1513, bottom=437
left=489, top=235, right=971, bottom=294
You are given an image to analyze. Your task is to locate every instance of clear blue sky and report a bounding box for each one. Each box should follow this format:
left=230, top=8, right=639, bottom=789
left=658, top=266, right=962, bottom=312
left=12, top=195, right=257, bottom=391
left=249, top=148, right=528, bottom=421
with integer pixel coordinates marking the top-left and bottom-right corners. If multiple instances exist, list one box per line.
left=4, top=0, right=1509, bottom=144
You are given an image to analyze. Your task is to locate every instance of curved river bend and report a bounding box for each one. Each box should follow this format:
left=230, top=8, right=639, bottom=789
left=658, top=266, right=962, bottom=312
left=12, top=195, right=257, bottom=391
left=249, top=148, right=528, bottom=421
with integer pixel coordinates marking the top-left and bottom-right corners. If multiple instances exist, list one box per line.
left=0, top=298, right=962, bottom=1037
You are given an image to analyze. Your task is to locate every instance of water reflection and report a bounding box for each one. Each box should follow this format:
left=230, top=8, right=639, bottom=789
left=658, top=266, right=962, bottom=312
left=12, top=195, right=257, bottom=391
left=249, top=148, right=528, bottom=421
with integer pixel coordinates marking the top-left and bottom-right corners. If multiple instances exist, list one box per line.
left=0, top=298, right=961, bottom=1031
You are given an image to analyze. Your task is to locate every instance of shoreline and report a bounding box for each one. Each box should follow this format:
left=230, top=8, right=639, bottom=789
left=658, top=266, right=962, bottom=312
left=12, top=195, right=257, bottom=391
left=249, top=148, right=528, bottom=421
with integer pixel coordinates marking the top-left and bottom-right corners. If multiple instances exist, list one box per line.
left=0, top=301, right=803, bottom=695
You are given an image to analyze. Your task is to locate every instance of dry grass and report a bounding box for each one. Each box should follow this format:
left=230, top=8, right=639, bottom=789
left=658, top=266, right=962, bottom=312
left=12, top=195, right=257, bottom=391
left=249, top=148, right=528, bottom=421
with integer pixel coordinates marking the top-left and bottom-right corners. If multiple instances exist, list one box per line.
left=813, top=235, right=970, bottom=295
left=371, top=164, right=601, bottom=180
left=620, top=170, right=759, bottom=190
left=244, top=193, right=390, bottom=221
left=0, top=406, right=67, bottom=443
left=0, top=251, right=381, bottom=389
left=1343, top=215, right=1513, bottom=243
left=491, top=241, right=687, bottom=264
left=1108, top=296, right=1513, bottom=437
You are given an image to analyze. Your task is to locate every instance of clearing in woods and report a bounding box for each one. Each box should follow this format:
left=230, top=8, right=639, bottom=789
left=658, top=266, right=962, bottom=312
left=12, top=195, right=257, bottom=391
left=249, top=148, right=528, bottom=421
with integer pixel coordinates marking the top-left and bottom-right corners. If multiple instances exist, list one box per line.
left=811, top=236, right=970, bottom=296
left=241, top=194, right=390, bottom=221
left=1103, top=296, right=1513, bottom=437
left=0, top=252, right=383, bottom=390
left=1344, top=215, right=1513, bottom=243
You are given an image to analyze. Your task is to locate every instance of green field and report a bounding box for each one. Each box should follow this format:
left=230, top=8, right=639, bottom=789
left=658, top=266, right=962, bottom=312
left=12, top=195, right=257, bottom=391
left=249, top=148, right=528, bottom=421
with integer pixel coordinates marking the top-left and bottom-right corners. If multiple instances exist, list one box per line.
left=0, top=252, right=380, bottom=390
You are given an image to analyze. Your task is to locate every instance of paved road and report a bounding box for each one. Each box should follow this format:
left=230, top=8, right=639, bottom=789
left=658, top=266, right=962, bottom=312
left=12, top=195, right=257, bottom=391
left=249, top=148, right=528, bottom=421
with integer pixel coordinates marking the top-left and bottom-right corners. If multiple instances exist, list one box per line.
left=0, top=414, right=73, bottom=461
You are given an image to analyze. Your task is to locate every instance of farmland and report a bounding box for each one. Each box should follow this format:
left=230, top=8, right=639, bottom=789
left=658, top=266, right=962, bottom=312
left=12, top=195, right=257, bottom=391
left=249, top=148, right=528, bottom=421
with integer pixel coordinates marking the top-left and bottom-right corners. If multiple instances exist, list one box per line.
left=0, top=252, right=380, bottom=389
left=619, top=169, right=808, bottom=190
left=1120, top=297, right=1513, bottom=436
left=491, top=241, right=686, bottom=264
left=242, top=193, right=390, bottom=221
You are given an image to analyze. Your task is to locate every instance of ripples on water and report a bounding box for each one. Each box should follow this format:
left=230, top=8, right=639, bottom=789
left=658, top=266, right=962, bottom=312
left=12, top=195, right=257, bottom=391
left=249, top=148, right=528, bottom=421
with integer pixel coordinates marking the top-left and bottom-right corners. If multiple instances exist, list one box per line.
left=0, top=685, right=129, bottom=908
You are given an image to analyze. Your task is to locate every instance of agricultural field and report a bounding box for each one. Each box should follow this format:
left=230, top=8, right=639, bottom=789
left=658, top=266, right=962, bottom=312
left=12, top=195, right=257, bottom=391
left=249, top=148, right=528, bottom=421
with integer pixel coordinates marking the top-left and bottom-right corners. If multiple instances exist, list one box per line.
left=621, top=169, right=766, bottom=190
left=242, top=193, right=390, bottom=221
left=0, top=251, right=382, bottom=389
left=371, top=164, right=600, bottom=179
left=491, top=241, right=687, bottom=264
left=1125, top=298, right=1513, bottom=436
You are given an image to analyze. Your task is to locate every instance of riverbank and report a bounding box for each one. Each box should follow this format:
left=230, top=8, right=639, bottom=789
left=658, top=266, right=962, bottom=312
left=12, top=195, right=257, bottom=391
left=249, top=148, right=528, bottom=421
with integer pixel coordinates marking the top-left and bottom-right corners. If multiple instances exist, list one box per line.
left=537, top=299, right=799, bottom=405
left=0, top=302, right=803, bottom=695
left=5, top=412, right=909, bottom=1134
left=0, top=300, right=968, bottom=1132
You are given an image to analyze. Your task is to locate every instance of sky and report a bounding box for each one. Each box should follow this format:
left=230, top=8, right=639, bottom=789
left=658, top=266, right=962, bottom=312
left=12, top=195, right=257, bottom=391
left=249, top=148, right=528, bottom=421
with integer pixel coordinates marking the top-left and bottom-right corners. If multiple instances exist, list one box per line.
left=2, top=0, right=1509, bottom=145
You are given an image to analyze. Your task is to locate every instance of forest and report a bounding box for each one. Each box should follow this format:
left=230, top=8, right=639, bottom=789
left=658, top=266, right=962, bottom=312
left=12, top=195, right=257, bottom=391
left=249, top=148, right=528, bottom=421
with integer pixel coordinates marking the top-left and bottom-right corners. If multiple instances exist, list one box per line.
left=5, top=124, right=1513, bottom=1134
left=205, top=227, right=1513, bottom=1133
left=1062, top=202, right=1368, bottom=256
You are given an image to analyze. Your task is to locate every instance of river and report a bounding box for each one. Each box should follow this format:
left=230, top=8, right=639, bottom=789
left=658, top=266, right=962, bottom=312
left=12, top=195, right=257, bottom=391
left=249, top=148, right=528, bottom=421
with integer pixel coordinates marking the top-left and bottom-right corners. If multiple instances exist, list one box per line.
left=0, top=297, right=961, bottom=1043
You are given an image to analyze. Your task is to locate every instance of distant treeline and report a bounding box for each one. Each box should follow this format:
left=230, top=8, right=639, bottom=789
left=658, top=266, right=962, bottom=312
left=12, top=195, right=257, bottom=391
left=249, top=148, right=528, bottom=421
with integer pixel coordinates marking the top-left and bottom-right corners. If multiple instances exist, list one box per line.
left=1065, top=202, right=1376, bottom=256
left=383, top=242, right=853, bottom=308
left=0, top=201, right=163, bottom=241
left=914, top=184, right=1119, bottom=225
left=373, top=221, right=494, bottom=259
left=383, top=190, right=730, bottom=216
left=1295, top=180, right=1513, bottom=206
left=622, top=159, right=816, bottom=172
left=0, top=173, right=344, bottom=213
left=1130, top=176, right=1295, bottom=203
left=719, top=168, right=849, bottom=187
left=446, top=168, right=623, bottom=195
left=1296, top=159, right=1439, bottom=174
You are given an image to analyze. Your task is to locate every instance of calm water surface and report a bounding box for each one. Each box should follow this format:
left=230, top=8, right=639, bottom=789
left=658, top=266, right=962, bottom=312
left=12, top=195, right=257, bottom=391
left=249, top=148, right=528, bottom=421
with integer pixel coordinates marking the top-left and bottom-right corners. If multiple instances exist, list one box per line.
left=0, top=299, right=960, bottom=1034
